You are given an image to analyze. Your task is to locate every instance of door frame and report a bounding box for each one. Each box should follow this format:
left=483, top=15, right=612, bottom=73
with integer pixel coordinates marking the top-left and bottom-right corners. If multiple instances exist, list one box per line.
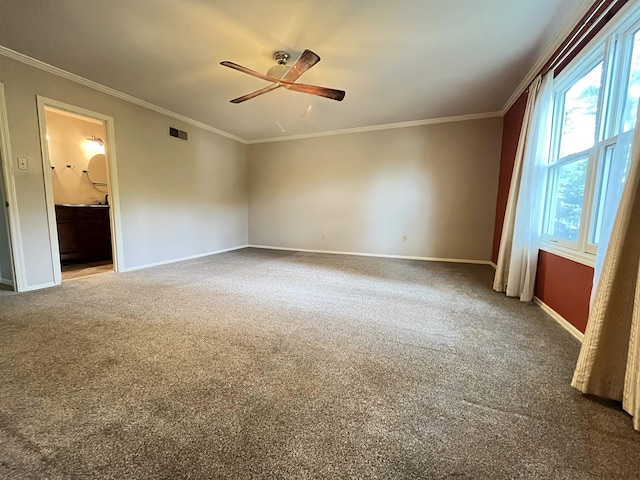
left=0, top=83, right=24, bottom=291
left=36, top=96, right=124, bottom=284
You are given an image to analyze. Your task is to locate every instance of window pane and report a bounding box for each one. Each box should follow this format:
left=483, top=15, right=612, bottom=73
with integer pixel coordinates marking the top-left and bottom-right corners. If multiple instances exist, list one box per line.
left=590, top=145, right=614, bottom=245
left=621, top=29, right=640, bottom=132
left=559, top=63, right=603, bottom=158
left=590, top=136, right=633, bottom=245
left=544, top=157, right=589, bottom=241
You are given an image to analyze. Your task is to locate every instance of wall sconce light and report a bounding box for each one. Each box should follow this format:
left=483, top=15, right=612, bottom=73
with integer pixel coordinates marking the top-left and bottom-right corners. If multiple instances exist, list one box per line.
left=83, top=135, right=105, bottom=157
left=86, top=135, right=104, bottom=146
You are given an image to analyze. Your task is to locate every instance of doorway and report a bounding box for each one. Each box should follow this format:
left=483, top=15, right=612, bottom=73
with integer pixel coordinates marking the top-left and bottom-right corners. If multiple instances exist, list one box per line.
left=37, top=98, right=122, bottom=284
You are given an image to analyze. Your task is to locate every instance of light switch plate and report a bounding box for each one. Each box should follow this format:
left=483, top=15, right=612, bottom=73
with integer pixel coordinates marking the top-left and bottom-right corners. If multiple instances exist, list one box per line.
left=17, top=157, right=28, bottom=170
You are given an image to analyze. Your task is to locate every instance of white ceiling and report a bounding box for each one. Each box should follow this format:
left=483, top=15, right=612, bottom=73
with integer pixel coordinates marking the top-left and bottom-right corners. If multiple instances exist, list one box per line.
left=0, top=0, right=591, bottom=142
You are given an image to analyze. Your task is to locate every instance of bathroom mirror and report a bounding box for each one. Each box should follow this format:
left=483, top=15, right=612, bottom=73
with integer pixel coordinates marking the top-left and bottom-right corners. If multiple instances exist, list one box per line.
left=87, top=154, right=108, bottom=192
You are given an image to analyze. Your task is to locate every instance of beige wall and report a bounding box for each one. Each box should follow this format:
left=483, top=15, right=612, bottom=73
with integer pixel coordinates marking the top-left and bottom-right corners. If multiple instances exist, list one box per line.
left=45, top=109, right=109, bottom=205
left=248, top=119, right=502, bottom=261
left=0, top=55, right=248, bottom=289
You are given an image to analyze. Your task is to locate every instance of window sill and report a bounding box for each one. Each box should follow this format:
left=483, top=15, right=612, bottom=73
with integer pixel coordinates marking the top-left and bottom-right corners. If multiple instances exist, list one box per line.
left=539, top=241, right=596, bottom=268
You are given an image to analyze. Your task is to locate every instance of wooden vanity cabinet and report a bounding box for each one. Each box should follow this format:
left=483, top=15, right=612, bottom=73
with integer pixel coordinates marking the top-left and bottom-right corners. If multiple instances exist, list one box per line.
left=55, top=205, right=112, bottom=264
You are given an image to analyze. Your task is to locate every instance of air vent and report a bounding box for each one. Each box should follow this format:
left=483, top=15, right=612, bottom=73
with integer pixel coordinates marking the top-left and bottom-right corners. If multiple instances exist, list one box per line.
left=169, top=127, right=188, bottom=140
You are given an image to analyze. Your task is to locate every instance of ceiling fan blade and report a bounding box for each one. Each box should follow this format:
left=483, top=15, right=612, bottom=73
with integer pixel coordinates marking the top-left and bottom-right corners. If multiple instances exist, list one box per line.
left=280, top=49, right=321, bottom=83
left=230, top=83, right=281, bottom=103
left=282, top=82, right=346, bottom=101
left=220, top=61, right=277, bottom=83
left=222, top=55, right=345, bottom=103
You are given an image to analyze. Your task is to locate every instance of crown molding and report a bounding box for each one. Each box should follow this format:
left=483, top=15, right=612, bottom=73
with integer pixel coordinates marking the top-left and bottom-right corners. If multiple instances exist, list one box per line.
left=0, top=45, right=247, bottom=144
left=500, top=1, right=595, bottom=115
left=246, top=111, right=503, bottom=144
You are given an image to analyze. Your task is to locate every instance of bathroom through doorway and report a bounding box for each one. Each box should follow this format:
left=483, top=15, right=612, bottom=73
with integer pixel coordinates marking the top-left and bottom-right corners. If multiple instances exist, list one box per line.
left=38, top=98, right=122, bottom=284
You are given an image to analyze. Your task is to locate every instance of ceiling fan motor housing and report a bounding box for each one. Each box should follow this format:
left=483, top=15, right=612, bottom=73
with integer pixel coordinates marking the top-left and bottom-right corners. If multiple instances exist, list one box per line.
left=273, top=51, right=290, bottom=65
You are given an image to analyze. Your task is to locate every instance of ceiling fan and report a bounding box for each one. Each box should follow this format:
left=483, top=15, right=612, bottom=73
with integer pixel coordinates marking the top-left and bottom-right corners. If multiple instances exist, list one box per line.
left=220, top=49, right=346, bottom=104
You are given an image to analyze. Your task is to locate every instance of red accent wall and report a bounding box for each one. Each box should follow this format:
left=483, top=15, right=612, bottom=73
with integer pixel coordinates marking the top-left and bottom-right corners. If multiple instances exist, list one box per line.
left=492, top=92, right=527, bottom=264
left=492, top=99, right=595, bottom=334
left=535, top=251, right=594, bottom=333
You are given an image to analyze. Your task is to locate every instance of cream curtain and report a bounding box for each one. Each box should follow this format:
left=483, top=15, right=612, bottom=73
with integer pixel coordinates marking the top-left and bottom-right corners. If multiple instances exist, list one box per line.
left=572, top=113, right=640, bottom=430
left=494, top=74, right=553, bottom=301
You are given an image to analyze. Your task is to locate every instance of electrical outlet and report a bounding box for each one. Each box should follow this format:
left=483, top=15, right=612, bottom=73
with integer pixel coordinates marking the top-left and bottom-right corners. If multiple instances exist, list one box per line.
left=321, top=233, right=326, bottom=239
left=402, top=235, right=407, bottom=242
left=17, top=157, right=28, bottom=170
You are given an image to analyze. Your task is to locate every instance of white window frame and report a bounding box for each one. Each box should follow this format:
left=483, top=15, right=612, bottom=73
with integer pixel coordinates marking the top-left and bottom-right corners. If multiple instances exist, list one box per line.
left=539, top=3, right=640, bottom=267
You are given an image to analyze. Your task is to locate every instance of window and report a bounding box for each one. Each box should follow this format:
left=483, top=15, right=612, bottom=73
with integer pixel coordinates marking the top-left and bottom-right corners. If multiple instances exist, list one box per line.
left=540, top=8, right=640, bottom=264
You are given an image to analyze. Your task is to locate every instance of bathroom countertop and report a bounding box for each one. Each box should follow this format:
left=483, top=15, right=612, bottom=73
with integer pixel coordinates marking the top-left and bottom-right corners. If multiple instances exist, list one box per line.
left=56, top=204, right=109, bottom=208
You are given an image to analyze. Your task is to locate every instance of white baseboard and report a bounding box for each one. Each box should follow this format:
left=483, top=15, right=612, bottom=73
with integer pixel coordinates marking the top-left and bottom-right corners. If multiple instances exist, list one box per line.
left=248, top=245, right=493, bottom=265
left=533, top=296, right=584, bottom=342
left=1, top=277, right=13, bottom=286
left=489, top=261, right=497, bottom=269
left=120, top=245, right=249, bottom=272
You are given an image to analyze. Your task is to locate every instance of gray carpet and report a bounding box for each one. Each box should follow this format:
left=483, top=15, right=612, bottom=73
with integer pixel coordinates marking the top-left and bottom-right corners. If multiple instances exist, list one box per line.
left=0, top=247, right=638, bottom=479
